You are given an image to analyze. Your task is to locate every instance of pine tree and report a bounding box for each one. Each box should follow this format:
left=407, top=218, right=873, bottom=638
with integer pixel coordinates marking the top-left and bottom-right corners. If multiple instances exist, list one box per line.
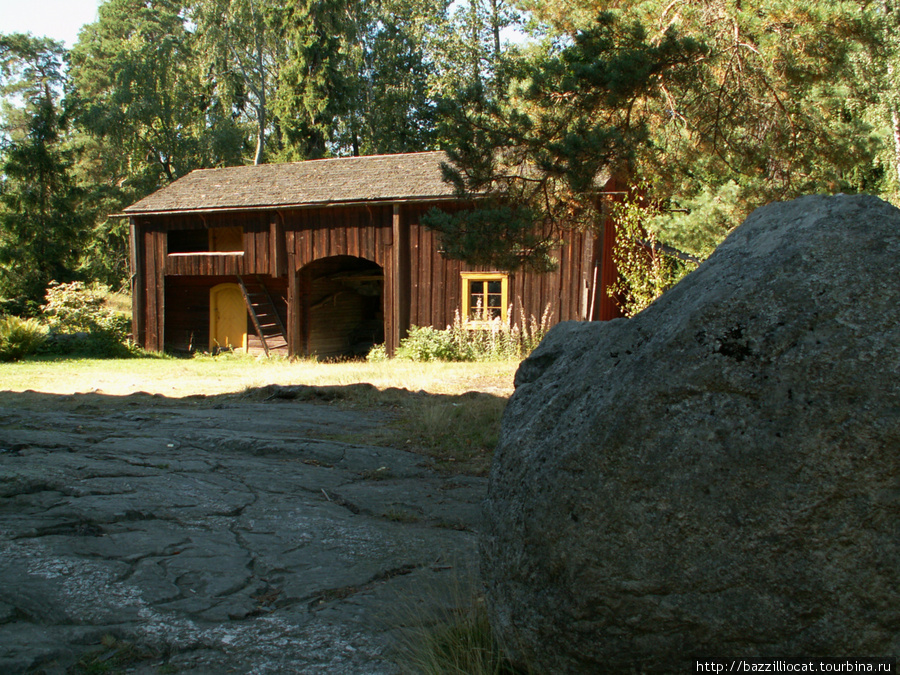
left=0, top=34, right=85, bottom=311
left=425, top=12, right=706, bottom=271
left=427, top=0, right=891, bottom=283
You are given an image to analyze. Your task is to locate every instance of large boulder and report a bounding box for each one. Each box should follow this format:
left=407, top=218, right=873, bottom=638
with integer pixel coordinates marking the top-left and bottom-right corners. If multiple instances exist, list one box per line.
left=481, top=195, right=900, bottom=673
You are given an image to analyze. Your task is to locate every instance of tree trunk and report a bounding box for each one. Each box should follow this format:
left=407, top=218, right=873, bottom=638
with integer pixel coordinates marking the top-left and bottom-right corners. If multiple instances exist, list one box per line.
left=892, top=106, right=900, bottom=187
left=254, top=31, right=267, bottom=165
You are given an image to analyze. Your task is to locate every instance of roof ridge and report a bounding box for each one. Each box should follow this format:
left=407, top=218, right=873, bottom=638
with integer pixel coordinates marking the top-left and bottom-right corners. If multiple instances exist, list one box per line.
left=186, top=150, right=448, bottom=175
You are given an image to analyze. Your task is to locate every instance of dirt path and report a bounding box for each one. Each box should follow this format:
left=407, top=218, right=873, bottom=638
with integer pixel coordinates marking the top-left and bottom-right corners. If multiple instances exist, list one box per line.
left=0, top=390, right=485, bottom=673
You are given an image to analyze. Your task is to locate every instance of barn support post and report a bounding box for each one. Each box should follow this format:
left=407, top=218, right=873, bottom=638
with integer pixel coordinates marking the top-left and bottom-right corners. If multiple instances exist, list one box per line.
left=388, top=203, right=410, bottom=356
left=285, top=229, right=301, bottom=357
left=129, top=218, right=146, bottom=348
left=597, top=177, right=625, bottom=321
left=151, top=224, right=166, bottom=351
left=270, top=212, right=286, bottom=277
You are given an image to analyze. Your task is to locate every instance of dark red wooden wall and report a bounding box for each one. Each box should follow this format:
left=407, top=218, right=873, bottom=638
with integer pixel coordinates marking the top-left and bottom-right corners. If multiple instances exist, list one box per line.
left=131, top=198, right=620, bottom=356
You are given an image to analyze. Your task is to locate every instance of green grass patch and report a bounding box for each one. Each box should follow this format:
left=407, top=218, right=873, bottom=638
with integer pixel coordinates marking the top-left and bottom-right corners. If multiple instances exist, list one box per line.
left=0, top=354, right=517, bottom=399
left=392, top=392, right=507, bottom=476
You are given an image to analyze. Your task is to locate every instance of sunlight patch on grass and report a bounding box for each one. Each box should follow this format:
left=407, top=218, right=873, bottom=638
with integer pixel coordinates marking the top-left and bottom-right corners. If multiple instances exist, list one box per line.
left=0, top=355, right=518, bottom=398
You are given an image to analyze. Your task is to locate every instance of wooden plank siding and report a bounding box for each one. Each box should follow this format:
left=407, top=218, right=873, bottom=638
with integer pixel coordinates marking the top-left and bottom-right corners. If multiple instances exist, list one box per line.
left=403, top=201, right=600, bottom=331
left=130, top=197, right=621, bottom=356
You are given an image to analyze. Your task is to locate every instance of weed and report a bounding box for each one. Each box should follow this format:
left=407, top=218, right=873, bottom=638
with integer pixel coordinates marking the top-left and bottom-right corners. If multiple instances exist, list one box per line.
left=389, top=307, right=551, bottom=363
left=366, top=343, right=389, bottom=362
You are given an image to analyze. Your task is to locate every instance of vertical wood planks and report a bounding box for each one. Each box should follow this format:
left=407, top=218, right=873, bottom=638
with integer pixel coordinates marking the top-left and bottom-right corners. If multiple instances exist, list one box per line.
left=129, top=218, right=145, bottom=347
left=134, top=193, right=622, bottom=355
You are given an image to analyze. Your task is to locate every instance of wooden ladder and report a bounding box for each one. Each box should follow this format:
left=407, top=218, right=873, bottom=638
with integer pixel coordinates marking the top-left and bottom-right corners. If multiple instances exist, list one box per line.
left=237, top=275, right=288, bottom=356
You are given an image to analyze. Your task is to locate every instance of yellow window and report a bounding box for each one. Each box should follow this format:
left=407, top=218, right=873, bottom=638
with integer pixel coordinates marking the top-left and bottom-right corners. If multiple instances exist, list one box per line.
left=461, top=273, right=508, bottom=323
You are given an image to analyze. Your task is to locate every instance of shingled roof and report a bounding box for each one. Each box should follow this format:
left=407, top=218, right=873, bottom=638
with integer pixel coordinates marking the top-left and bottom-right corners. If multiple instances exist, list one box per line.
left=123, top=151, right=460, bottom=215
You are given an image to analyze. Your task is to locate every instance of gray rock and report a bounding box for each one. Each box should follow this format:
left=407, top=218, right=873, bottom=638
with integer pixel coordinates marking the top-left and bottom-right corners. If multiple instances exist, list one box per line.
left=0, top=395, right=486, bottom=673
left=481, top=194, right=900, bottom=673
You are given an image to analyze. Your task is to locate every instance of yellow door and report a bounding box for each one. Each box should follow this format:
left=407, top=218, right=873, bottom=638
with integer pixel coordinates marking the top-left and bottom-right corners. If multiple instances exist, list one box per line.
left=210, top=284, right=247, bottom=351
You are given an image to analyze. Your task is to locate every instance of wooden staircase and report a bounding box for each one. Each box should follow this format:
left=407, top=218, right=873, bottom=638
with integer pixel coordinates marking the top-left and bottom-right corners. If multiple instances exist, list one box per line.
left=237, top=275, right=288, bottom=356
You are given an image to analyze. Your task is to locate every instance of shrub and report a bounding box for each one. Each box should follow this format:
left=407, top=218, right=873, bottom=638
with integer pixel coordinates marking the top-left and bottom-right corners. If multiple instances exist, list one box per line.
left=365, top=343, right=389, bottom=362
left=396, top=325, right=463, bottom=361
left=41, top=281, right=135, bottom=357
left=0, top=315, right=47, bottom=362
left=394, top=308, right=551, bottom=362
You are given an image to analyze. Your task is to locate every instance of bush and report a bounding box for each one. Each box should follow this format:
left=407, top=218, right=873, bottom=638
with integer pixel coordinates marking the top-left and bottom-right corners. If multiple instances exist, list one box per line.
left=0, top=315, right=47, bottom=361
left=366, top=343, right=389, bottom=362
left=40, top=281, right=135, bottom=357
left=394, top=308, right=551, bottom=362
left=396, top=325, right=463, bottom=361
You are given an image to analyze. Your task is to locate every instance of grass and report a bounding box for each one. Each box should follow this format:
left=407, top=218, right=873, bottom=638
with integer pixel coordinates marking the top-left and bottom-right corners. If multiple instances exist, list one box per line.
left=390, top=392, right=508, bottom=475
left=393, top=579, right=524, bottom=675
left=0, top=353, right=517, bottom=398
left=0, top=353, right=517, bottom=476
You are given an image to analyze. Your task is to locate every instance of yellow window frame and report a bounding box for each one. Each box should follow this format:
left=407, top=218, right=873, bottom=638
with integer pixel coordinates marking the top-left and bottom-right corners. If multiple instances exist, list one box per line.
left=461, top=272, right=508, bottom=325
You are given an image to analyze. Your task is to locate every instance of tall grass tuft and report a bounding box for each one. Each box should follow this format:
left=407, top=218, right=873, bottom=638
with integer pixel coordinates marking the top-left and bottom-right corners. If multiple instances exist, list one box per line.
left=389, top=306, right=552, bottom=362
left=394, top=579, right=523, bottom=675
left=0, top=315, right=47, bottom=362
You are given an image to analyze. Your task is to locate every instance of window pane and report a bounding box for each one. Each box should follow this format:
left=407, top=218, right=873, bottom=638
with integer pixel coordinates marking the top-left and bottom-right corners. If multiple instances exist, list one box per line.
left=463, top=275, right=506, bottom=322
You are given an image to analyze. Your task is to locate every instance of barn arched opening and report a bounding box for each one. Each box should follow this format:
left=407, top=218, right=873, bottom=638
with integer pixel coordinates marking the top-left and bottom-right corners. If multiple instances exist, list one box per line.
left=298, top=256, right=384, bottom=359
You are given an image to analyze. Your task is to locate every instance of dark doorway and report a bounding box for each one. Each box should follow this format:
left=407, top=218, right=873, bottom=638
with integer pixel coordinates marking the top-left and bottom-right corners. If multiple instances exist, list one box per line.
left=299, top=256, right=384, bottom=359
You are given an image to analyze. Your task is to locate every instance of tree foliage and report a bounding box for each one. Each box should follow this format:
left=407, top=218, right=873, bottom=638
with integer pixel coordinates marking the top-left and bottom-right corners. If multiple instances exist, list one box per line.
left=1, top=0, right=898, bottom=316
left=426, top=12, right=707, bottom=270
left=192, top=0, right=286, bottom=165
left=69, top=0, right=243, bottom=191
left=0, top=34, right=85, bottom=311
left=426, top=0, right=897, bottom=319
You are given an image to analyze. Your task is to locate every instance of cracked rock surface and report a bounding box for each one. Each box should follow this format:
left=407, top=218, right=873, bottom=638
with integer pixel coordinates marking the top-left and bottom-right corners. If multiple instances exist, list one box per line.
left=0, top=392, right=485, bottom=673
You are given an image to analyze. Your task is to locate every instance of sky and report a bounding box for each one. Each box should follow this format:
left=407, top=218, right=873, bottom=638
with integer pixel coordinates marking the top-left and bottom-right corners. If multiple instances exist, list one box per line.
left=0, top=0, right=102, bottom=48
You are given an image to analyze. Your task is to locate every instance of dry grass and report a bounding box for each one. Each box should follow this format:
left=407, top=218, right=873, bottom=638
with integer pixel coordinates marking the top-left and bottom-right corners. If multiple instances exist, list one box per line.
left=0, top=353, right=518, bottom=398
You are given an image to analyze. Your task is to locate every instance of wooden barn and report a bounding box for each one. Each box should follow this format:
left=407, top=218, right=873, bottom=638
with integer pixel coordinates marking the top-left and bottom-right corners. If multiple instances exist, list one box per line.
left=123, top=151, right=622, bottom=358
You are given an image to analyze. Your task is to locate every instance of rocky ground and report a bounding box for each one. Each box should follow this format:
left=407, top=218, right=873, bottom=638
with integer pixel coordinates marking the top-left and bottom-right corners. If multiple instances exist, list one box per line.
left=0, top=389, right=486, bottom=674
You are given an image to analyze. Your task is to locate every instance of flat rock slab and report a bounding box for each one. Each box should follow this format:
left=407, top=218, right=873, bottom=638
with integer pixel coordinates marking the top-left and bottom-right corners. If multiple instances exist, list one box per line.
left=0, top=392, right=485, bottom=673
